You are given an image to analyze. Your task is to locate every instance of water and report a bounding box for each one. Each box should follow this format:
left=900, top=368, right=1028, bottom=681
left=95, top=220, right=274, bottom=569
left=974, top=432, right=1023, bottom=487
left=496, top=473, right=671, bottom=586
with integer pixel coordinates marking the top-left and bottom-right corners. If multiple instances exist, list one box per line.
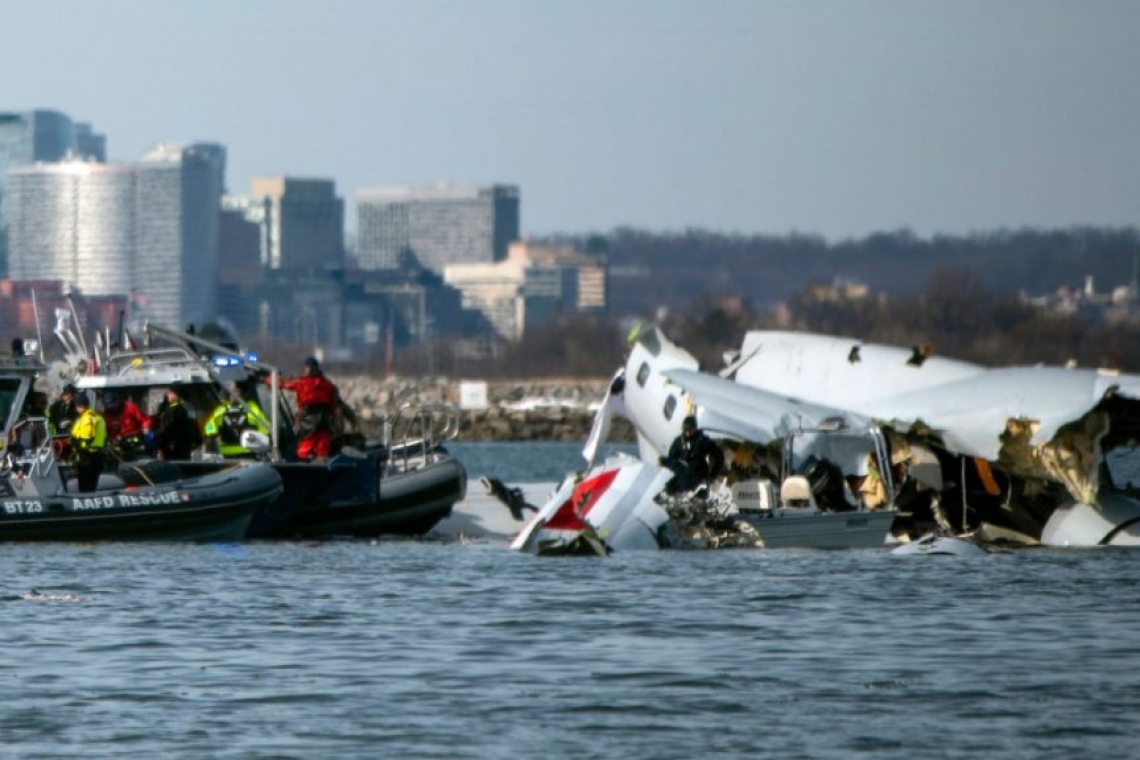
left=3, top=443, right=1139, bottom=759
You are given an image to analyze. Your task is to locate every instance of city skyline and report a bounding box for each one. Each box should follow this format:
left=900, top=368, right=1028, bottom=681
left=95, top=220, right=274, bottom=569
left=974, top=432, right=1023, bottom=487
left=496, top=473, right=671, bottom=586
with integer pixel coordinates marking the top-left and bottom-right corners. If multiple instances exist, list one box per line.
left=3, top=1, right=1139, bottom=241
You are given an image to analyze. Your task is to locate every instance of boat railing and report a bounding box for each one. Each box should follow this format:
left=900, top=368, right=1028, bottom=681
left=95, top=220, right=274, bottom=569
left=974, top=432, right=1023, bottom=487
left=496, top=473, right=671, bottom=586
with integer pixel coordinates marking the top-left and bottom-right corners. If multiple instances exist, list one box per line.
left=383, top=403, right=461, bottom=470
left=3, top=418, right=58, bottom=480
left=101, top=346, right=206, bottom=377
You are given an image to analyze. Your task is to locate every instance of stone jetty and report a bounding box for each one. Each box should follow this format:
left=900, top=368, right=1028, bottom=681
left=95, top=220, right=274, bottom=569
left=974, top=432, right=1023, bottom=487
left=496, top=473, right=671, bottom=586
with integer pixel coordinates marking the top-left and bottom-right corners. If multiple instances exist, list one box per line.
left=333, top=375, right=637, bottom=443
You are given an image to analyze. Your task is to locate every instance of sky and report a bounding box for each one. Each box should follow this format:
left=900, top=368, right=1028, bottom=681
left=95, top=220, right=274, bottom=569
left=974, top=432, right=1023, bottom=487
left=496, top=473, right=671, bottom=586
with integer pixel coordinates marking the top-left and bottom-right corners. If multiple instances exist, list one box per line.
left=4, top=0, right=1139, bottom=241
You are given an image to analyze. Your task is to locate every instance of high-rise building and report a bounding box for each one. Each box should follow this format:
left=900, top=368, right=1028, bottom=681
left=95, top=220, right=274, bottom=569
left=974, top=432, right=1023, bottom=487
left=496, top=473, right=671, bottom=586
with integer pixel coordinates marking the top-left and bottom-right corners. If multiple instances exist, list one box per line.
left=135, top=142, right=225, bottom=329
left=0, top=109, right=106, bottom=275
left=248, top=177, right=345, bottom=270
left=6, top=161, right=135, bottom=297
left=356, top=184, right=520, bottom=273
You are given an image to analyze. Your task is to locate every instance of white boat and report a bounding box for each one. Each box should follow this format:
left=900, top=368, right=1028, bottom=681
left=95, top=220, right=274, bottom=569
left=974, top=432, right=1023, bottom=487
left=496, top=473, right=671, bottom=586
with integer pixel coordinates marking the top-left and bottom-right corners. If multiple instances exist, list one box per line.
left=730, top=477, right=897, bottom=549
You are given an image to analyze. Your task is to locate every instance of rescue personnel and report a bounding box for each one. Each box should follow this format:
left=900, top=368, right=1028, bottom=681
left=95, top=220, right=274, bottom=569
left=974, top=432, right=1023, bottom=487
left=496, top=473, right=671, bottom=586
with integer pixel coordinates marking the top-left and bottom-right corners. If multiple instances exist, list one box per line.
left=277, top=357, right=339, bottom=460
left=203, top=390, right=271, bottom=458
left=101, top=391, right=151, bottom=460
left=154, top=388, right=201, bottom=460
left=49, top=383, right=79, bottom=435
left=69, top=393, right=107, bottom=493
left=660, top=415, right=725, bottom=494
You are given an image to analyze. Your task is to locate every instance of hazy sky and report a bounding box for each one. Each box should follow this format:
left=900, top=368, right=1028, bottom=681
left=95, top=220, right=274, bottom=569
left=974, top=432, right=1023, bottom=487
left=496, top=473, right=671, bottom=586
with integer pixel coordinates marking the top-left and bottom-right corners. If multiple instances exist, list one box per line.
left=4, top=0, right=1138, bottom=240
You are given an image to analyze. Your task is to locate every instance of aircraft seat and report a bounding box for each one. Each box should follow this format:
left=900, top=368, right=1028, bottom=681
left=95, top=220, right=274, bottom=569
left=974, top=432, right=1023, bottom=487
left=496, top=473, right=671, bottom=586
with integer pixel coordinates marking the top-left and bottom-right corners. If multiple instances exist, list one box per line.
left=780, top=475, right=818, bottom=509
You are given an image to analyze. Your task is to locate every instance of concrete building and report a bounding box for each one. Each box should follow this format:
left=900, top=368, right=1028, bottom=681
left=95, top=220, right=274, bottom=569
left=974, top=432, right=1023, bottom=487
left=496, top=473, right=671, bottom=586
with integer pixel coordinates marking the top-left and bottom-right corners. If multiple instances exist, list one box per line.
left=244, top=177, right=345, bottom=271
left=135, top=142, right=226, bottom=330
left=356, top=184, right=519, bottom=273
left=443, top=240, right=608, bottom=341
left=507, top=240, right=608, bottom=312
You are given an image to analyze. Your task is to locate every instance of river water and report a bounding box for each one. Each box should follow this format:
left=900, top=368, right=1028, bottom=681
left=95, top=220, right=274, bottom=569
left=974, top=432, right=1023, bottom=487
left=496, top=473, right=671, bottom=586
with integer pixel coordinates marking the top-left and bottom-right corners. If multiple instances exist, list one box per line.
left=3, top=442, right=1138, bottom=758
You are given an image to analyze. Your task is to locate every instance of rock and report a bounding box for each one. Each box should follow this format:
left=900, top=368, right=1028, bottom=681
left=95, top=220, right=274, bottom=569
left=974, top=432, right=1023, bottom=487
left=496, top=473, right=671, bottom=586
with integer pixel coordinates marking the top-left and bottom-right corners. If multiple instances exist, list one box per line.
left=331, top=374, right=635, bottom=442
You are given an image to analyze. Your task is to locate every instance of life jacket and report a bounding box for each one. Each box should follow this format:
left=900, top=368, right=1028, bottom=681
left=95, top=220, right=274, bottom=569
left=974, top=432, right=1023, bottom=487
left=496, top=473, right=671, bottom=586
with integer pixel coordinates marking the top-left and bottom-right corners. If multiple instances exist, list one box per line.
left=70, top=409, right=107, bottom=453
left=204, top=401, right=270, bottom=457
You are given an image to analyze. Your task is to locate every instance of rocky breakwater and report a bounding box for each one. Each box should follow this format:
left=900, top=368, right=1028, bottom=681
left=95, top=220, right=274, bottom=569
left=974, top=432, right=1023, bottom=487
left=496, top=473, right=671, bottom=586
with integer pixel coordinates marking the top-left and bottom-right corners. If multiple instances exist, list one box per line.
left=333, top=375, right=636, bottom=443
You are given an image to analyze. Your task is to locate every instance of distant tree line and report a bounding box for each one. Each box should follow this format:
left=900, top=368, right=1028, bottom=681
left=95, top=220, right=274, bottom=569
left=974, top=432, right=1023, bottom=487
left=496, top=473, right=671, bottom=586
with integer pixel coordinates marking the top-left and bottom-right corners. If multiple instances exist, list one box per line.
left=382, top=225, right=1140, bottom=378
left=552, top=225, right=1140, bottom=315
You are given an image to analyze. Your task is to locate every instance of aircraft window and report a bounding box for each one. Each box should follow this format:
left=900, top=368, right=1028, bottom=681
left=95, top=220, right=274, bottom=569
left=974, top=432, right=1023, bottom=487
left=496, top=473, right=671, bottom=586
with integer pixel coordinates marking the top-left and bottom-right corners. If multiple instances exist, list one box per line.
left=663, top=395, right=677, bottom=421
left=636, top=362, right=650, bottom=387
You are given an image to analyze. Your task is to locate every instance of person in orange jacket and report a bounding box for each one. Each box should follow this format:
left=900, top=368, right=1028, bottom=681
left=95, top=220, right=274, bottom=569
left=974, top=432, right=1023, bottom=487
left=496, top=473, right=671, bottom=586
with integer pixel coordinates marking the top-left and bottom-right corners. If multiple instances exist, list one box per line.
left=278, top=357, right=339, bottom=460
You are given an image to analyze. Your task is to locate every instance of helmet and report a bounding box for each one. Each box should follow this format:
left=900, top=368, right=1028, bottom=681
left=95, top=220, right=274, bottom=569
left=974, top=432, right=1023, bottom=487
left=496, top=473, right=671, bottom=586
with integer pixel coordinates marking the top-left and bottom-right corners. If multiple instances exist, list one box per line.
left=303, top=356, right=320, bottom=371
left=74, top=392, right=91, bottom=407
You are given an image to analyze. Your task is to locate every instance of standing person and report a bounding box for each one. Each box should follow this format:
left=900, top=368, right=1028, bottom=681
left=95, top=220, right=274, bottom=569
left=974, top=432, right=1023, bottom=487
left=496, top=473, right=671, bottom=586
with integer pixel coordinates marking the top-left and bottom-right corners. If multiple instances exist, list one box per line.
left=49, top=383, right=79, bottom=435
left=154, top=388, right=201, bottom=460
left=69, top=393, right=107, bottom=493
left=278, top=357, right=338, bottom=460
left=101, top=391, right=151, bottom=460
left=660, top=415, right=725, bottom=494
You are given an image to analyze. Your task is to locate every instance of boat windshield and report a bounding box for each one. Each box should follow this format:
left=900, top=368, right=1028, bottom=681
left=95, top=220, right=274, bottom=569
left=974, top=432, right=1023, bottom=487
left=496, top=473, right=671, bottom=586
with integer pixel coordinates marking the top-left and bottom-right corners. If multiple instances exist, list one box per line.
left=0, top=378, right=23, bottom=435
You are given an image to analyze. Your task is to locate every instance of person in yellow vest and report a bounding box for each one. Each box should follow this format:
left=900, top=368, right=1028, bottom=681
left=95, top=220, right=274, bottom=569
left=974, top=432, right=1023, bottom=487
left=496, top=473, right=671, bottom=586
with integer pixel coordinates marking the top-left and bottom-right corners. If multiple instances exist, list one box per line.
left=70, top=393, right=107, bottom=493
left=203, top=395, right=271, bottom=458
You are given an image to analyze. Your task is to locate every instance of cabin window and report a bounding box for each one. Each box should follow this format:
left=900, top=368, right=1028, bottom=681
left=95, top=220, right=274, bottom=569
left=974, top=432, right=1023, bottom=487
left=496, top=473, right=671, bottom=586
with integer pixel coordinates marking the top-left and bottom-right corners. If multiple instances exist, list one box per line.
left=636, top=361, right=650, bottom=387
left=663, top=394, right=677, bottom=421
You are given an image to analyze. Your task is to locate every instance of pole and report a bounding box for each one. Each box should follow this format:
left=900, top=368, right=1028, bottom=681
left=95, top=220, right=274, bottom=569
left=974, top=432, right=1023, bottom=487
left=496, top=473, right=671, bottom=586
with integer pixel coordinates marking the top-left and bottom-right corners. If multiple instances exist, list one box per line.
left=30, top=290, right=45, bottom=362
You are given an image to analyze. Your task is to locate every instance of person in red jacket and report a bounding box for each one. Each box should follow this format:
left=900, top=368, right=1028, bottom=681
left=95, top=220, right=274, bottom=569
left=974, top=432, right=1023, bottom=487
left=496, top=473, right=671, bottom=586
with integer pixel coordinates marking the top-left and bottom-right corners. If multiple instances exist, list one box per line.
left=278, top=356, right=339, bottom=460
left=101, top=391, right=151, bottom=460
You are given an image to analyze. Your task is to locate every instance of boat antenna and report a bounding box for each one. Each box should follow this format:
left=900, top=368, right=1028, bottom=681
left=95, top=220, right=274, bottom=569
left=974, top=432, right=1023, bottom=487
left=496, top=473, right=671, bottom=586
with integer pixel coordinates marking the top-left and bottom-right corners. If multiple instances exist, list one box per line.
left=30, top=289, right=46, bottom=362
left=66, top=292, right=89, bottom=359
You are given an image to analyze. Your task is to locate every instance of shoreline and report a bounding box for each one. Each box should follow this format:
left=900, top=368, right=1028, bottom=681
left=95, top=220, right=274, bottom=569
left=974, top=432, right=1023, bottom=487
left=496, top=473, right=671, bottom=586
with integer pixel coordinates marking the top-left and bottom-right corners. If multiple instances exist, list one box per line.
left=334, top=375, right=636, bottom=442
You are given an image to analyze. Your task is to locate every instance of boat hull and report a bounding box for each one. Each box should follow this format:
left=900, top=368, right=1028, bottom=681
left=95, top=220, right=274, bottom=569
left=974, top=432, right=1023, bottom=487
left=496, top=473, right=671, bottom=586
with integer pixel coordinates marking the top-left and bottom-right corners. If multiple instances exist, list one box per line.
left=241, top=453, right=468, bottom=539
left=0, top=463, right=282, bottom=542
left=738, top=508, right=897, bottom=549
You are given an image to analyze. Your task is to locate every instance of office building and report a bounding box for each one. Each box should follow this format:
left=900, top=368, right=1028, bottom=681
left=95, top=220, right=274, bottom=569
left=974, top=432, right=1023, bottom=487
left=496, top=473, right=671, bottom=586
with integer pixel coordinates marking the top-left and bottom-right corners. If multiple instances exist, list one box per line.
left=5, top=161, right=135, bottom=298
left=248, top=177, right=345, bottom=270
left=356, top=184, right=519, bottom=273
left=135, top=142, right=225, bottom=329
left=443, top=240, right=607, bottom=341
left=0, top=109, right=106, bottom=274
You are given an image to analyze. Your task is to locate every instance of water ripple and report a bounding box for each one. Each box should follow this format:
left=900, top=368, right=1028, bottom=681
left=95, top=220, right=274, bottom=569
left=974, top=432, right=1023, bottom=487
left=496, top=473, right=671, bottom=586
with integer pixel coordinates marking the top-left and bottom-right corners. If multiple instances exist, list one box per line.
left=2, top=533, right=1139, bottom=758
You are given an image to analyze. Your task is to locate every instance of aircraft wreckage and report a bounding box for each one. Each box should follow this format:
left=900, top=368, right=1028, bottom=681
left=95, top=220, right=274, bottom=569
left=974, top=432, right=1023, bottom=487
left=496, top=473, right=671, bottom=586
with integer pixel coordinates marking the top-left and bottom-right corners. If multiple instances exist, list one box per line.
left=509, top=326, right=1140, bottom=555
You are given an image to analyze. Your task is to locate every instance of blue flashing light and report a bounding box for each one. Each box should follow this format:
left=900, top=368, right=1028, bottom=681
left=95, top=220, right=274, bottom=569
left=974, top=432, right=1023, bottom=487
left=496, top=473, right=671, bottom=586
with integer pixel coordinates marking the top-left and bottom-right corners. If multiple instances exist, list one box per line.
left=245, top=350, right=259, bottom=363
left=212, top=355, right=241, bottom=368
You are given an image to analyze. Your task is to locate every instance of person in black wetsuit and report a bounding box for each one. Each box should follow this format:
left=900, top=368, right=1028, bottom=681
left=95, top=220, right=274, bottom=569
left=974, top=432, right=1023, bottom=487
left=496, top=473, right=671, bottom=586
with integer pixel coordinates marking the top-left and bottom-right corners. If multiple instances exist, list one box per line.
left=660, top=415, right=725, bottom=494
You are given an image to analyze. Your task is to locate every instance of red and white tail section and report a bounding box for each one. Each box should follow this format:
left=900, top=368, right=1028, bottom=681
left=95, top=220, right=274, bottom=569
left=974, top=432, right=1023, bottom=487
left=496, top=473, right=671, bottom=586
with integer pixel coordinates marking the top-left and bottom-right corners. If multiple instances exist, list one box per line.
left=510, top=457, right=672, bottom=554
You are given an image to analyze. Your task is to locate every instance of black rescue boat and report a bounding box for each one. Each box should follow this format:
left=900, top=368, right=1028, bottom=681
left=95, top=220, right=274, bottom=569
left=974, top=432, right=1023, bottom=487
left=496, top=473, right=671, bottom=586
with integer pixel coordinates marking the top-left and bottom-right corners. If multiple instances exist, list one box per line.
left=0, top=351, right=282, bottom=542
